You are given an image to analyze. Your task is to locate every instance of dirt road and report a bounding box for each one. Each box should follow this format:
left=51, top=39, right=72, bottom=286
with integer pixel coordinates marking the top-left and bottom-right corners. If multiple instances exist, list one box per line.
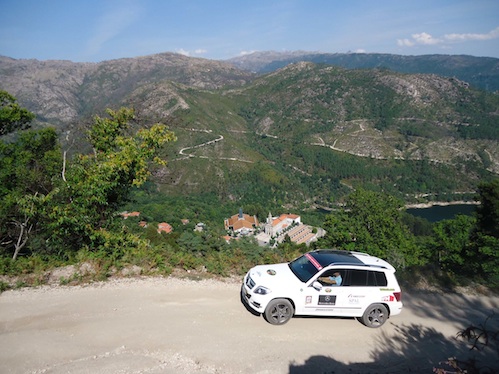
left=1, top=277, right=498, bottom=373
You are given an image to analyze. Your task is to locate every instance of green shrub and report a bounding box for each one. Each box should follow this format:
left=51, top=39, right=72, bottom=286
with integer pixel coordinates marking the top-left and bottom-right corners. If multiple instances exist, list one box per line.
left=0, top=281, right=10, bottom=292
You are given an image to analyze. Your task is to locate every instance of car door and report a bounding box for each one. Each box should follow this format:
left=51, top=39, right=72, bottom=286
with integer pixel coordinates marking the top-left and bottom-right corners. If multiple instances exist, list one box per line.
left=298, top=269, right=351, bottom=317
left=337, top=268, right=389, bottom=318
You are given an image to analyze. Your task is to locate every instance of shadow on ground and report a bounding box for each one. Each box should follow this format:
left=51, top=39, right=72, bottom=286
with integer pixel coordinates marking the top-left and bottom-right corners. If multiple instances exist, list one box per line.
left=289, top=289, right=499, bottom=373
left=289, top=320, right=498, bottom=373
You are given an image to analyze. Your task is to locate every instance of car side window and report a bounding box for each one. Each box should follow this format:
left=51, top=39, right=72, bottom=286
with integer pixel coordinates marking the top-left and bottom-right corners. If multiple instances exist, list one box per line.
left=348, top=270, right=367, bottom=286
left=317, top=269, right=344, bottom=286
left=373, top=271, right=388, bottom=286
left=341, top=270, right=388, bottom=286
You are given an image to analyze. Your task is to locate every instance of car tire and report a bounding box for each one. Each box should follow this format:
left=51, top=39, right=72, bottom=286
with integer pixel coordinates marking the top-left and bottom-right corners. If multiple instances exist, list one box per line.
left=360, top=304, right=388, bottom=328
left=264, top=298, right=294, bottom=325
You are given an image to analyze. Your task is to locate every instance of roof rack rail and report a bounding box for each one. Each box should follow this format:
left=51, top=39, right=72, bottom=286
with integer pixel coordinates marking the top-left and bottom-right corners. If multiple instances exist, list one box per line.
left=326, top=261, right=388, bottom=269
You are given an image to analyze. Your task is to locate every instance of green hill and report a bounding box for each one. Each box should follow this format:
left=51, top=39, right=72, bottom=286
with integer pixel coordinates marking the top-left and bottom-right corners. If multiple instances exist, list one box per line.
left=1, top=53, right=498, bottom=210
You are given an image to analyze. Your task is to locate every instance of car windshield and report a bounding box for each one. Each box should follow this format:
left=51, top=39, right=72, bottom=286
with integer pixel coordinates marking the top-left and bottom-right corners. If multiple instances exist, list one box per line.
left=288, top=253, right=322, bottom=283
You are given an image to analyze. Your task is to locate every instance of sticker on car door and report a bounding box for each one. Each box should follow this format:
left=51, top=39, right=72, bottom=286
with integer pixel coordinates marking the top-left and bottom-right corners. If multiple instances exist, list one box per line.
left=318, top=295, right=336, bottom=305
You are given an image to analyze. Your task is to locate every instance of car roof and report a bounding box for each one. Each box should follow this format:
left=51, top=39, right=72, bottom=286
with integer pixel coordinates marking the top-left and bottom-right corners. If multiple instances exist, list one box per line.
left=309, top=249, right=395, bottom=271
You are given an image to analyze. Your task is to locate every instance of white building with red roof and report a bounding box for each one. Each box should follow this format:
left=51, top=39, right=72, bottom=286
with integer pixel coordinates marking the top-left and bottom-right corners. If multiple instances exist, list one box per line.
left=256, top=212, right=323, bottom=247
left=264, top=212, right=301, bottom=237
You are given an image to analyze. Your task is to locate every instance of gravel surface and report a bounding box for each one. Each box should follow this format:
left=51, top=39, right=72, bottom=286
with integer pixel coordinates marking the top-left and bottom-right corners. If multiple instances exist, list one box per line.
left=1, top=276, right=498, bottom=373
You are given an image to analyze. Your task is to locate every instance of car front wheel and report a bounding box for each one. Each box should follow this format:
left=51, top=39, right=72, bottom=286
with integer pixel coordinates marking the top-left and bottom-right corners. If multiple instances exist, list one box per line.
left=264, top=298, right=294, bottom=325
left=360, top=304, right=388, bottom=328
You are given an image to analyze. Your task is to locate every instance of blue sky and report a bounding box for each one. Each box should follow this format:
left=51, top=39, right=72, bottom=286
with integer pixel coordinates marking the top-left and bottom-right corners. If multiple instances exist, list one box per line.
left=1, top=0, right=498, bottom=62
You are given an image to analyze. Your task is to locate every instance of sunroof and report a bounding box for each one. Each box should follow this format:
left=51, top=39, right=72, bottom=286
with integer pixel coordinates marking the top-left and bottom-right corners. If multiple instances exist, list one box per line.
left=311, top=250, right=364, bottom=268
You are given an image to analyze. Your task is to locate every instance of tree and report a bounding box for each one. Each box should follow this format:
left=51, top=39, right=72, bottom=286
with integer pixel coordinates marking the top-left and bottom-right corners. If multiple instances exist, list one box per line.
left=8, top=192, right=54, bottom=260
left=0, top=125, right=61, bottom=259
left=0, top=92, right=43, bottom=259
left=0, top=90, right=35, bottom=136
left=465, top=179, right=499, bottom=284
left=45, top=107, right=176, bottom=253
left=475, top=179, right=499, bottom=239
left=320, top=189, right=423, bottom=268
left=431, top=215, right=475, bottom=272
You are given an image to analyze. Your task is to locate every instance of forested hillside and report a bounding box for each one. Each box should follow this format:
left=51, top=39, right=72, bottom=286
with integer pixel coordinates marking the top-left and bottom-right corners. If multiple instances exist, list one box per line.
left=1, top=53, right=498, bottom=215
left=149, top=62, right=498, bottom=211
left=1, top=87, right=498, bottom=296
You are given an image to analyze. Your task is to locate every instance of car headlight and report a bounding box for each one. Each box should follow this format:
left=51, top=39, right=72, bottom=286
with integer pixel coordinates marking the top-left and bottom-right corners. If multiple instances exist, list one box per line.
left=254, top=286, right=271, bottom=295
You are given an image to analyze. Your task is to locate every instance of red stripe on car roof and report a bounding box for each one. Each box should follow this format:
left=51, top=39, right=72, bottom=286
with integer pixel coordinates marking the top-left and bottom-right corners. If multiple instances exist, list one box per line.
left=305, top=253, right=322, bottom=270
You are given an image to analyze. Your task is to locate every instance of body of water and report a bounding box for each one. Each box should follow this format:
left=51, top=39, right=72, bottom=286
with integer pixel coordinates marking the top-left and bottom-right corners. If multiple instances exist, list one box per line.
left=406, top=204, right=477, bottom=222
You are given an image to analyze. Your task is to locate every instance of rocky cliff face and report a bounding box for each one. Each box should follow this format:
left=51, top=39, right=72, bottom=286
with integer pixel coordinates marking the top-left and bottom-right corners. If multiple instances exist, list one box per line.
left=0, top=56, right=92, bottom=124
left=0, top=53, right=254, bottom=126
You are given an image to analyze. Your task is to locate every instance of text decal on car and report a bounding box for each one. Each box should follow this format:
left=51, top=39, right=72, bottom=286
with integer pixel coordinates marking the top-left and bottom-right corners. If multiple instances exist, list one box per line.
left=318, top=295, right=336, bottom=305
left=305, top=253, right=323, bottom=270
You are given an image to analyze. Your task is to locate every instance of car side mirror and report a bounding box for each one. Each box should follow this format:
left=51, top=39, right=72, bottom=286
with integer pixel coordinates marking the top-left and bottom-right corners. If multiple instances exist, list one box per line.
left=312, top=281, right=322, bottom=291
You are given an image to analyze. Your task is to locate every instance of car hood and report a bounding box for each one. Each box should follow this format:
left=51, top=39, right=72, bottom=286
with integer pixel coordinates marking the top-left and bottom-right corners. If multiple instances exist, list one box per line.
left=249, top=263, right=300, bottom=289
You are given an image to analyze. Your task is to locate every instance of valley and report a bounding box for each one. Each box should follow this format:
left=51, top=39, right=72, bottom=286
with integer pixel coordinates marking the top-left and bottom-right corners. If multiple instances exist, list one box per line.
left=1, top=52, right=498, bottom=208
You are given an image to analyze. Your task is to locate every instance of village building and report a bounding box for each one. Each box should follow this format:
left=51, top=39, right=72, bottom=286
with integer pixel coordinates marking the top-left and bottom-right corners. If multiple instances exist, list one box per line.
left=224, top=208, right=259, bottom=235
left=255, top=212, right=324, bottom=247
left=263, top=213, right=301, bottom=237
left=222, top=235, right=238, bottom=244
left=194, top=222, right=205, bottom=232
left=121, top=211, right=140, bottom=219
left=157, top=222, right=173, bottom=234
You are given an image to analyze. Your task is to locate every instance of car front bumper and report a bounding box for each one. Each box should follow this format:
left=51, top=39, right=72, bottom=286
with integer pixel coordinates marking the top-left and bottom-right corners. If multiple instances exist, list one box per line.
left=241, top=282, right=267, bottom=314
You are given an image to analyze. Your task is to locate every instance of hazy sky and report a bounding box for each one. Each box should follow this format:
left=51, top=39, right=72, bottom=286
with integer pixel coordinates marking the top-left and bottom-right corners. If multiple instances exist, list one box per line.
left=1, top=0, right=498, bottom=62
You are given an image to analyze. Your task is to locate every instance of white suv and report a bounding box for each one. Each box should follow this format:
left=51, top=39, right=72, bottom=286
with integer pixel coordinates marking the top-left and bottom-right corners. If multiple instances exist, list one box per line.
left=241, top=249, right=403, bottom=327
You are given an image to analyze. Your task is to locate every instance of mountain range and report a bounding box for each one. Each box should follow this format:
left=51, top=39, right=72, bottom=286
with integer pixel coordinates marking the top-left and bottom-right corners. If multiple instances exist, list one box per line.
left=228, top=51, right=499, bottom=92
left=1, top=51, right=498, bottom=208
